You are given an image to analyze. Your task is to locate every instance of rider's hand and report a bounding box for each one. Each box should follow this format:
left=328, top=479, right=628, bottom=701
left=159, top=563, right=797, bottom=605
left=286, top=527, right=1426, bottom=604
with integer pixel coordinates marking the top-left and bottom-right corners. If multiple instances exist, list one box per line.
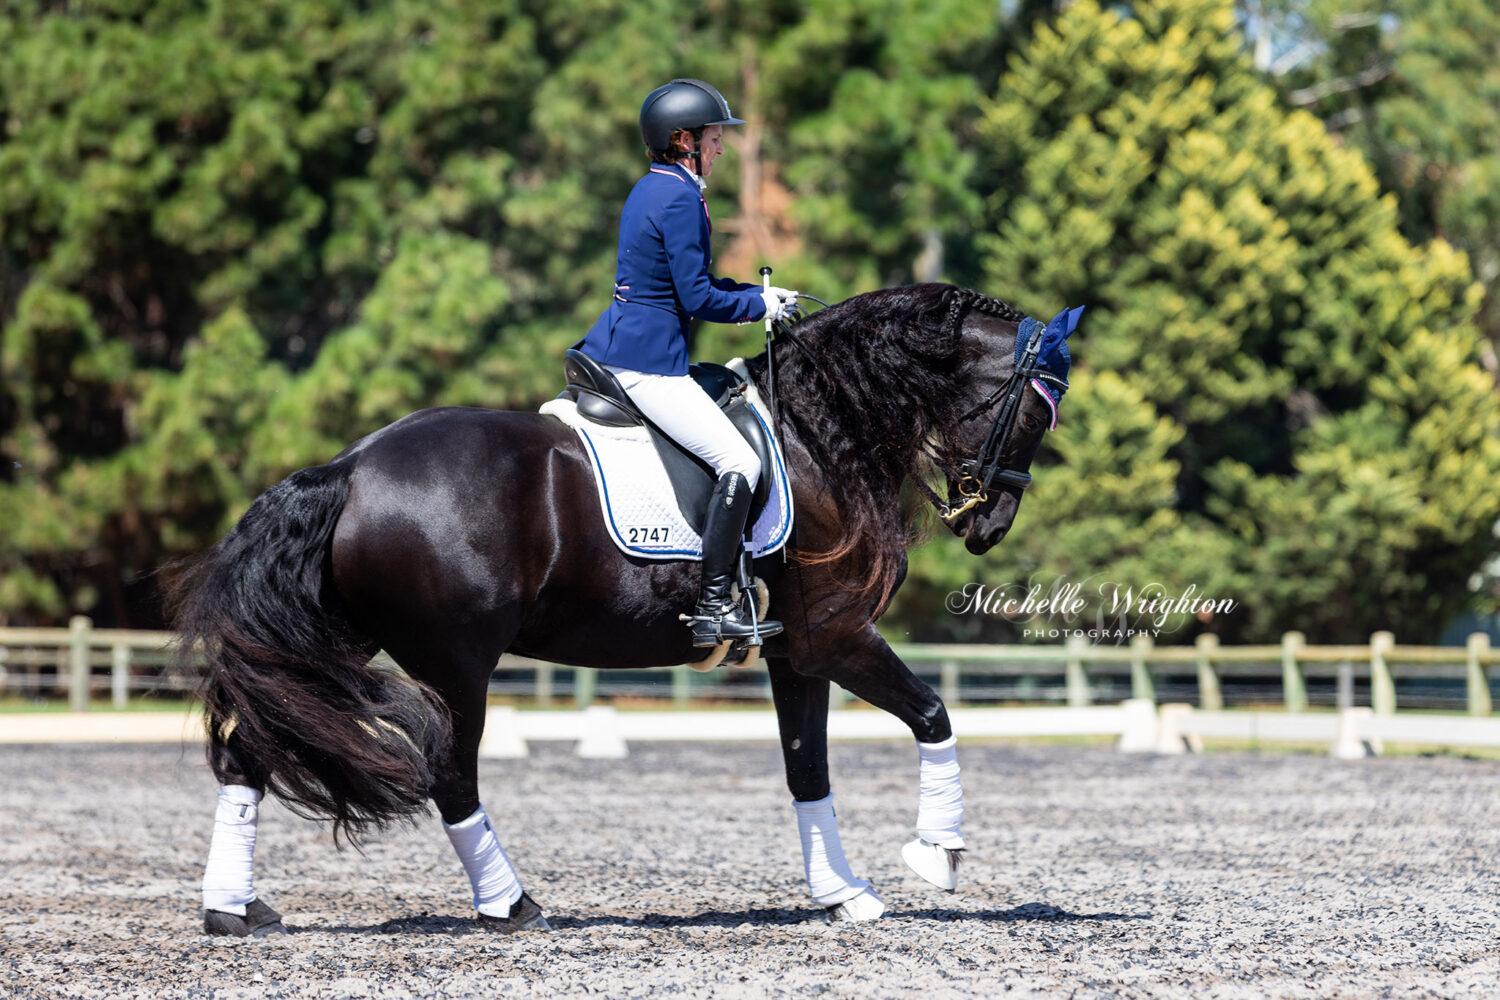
left=761, top=287, right=799, bottom=320
left=761, top=288, right=794, bottom=321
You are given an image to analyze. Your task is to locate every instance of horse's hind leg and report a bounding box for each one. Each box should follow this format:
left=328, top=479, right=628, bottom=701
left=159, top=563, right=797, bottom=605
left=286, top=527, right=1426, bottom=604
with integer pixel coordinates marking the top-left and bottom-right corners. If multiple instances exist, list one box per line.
left=767, top=657, right=885, bottom=921
left=394, top=647, right=549, bottom=934
left=201, top=728, right=287, bottom=937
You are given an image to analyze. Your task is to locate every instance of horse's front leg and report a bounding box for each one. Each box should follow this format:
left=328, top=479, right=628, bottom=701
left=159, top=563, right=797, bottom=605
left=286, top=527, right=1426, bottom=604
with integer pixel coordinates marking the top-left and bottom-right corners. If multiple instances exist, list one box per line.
left=813, top=627, right=966, bottom=892
left=767, top=656, right=886, bottom=921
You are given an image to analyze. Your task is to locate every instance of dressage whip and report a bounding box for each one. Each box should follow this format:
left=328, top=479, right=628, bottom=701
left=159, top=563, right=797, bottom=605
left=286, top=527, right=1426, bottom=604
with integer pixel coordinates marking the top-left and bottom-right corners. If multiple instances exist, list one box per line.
left=761, top=266, right=779, bottom=432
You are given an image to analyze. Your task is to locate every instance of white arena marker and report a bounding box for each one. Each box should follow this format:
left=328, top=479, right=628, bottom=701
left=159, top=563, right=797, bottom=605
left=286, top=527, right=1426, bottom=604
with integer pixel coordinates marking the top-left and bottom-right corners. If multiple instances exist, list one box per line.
left=1155, top=703, right=1199, bottom=754
left=1331, top=707, right=1379, bottom=760
left=575, top=705, right=628, bottom=759
left=477, top=705, right=529, bottom=759
left=1117, top=698, right=1159, bottom=753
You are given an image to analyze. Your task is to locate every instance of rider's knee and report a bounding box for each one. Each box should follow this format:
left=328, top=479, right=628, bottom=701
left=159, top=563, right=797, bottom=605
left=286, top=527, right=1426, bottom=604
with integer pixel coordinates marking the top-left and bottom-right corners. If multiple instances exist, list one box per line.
left=725, top=449, right=760, bottom=491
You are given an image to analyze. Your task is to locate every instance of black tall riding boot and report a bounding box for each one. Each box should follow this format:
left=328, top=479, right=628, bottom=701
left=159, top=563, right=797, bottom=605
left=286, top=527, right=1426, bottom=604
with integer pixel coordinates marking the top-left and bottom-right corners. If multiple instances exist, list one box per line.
left=685, top=472, right=784, bottom=647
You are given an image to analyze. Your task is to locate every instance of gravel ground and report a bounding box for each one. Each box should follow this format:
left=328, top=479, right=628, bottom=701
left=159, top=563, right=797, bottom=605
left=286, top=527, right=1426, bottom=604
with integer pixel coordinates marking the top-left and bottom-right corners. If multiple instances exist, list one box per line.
left=1, top=739, right=1498, bottom=999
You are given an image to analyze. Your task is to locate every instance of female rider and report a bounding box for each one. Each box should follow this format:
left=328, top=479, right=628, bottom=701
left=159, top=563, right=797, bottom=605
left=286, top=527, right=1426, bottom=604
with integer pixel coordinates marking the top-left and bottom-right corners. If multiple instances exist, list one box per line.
left=577, top=78, right=796, bottom=647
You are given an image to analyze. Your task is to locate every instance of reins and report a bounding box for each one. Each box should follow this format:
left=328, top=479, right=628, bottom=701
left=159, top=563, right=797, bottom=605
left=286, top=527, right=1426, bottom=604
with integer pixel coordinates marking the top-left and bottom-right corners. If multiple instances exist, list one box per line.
left=761, top=293, right=831, bottom=442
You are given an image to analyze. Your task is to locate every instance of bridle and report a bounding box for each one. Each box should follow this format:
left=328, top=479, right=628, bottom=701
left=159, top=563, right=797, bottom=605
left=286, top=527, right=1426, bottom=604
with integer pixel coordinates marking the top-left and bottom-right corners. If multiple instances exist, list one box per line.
left=760, top=290, right=1067, bottom=528
left=924, top=313, right=1068, bottom=526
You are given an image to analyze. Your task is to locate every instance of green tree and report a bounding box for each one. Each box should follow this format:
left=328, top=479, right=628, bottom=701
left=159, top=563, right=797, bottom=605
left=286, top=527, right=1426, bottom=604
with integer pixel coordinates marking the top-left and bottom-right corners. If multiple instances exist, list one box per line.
left=1242, top=0, right=1500, bottom=359
left=0, top=0, right=1033, bottom=627
left=4, top=0, right=1493, bottom=647
left=899, top=0, right=1497, bottom=643
left=0, top=0, right=629, bottom=623
left=761, top=0, right=1007, bottom=294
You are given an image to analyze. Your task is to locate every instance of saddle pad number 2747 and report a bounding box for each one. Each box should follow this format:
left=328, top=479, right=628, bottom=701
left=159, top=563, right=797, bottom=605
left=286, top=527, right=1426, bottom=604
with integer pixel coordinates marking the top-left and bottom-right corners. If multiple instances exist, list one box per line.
left=625, top=525, right=672, bottom=546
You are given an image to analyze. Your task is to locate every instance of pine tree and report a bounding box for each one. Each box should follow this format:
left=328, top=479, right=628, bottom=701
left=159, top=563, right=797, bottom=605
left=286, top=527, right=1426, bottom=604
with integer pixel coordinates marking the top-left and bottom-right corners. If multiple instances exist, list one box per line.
left=0, top=0, right=1025, bottom=624
left=1252, top=0, right=1500, bottom=359
left=0, top=0, right=626, bottom=623
left=909, top=0, right=1499, bottom=643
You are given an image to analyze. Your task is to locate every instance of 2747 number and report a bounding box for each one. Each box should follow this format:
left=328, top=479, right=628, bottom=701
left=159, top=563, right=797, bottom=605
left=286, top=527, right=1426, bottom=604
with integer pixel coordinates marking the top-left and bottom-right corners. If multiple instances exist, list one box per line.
left=626, top=525, right=671, bottom=545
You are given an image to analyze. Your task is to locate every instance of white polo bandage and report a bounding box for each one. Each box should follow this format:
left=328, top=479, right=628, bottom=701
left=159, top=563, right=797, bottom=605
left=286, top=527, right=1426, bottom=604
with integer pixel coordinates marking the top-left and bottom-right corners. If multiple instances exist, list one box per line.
left=444, top=806, right=524, bottom=917
left=793, top=794, right=869, bottom=907
left=916, top=736, right=965, bottom=849
left=202, top=784, right=262, bottom=914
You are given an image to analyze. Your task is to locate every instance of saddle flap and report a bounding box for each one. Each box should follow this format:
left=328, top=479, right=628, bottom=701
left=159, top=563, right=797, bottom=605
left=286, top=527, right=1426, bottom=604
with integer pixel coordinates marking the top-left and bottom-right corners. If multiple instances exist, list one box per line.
left=573, top=389, right=641, bottom=427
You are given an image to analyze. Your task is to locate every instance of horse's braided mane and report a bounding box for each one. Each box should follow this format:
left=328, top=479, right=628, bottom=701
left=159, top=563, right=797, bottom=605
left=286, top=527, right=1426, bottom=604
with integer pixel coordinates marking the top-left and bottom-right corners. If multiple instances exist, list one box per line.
left=745, top=284, right=1024, bottom=613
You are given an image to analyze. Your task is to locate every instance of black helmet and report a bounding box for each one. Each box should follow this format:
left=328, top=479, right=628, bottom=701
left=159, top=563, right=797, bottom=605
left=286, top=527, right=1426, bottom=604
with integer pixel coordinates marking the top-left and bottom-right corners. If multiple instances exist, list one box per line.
left=639, top=79, right=747, bottom=157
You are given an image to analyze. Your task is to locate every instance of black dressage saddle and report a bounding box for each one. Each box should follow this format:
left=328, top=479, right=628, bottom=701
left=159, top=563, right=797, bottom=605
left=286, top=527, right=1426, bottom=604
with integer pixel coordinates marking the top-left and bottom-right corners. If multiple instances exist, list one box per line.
left=557, top=349, right=775, bottom=536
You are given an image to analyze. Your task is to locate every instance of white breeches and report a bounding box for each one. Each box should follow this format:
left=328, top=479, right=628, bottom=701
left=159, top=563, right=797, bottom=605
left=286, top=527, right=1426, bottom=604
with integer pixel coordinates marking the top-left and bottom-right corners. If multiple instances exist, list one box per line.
left=606, top=366, right=761, bottom=488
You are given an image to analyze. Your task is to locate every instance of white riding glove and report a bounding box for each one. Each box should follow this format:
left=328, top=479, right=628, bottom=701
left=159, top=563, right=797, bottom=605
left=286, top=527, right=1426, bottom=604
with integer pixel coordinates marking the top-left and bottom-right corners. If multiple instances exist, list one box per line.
left=760, top=287, right=799, bottom=321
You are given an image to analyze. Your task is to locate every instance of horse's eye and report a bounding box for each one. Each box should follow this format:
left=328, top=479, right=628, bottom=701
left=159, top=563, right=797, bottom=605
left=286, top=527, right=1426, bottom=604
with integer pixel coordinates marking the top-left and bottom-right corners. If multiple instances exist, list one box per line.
left=1021, top=413, right=1041, bottom=431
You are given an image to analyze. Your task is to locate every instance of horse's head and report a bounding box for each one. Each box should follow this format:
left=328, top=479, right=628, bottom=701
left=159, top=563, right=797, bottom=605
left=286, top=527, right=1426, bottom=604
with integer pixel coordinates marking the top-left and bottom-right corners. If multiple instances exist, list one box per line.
left=938, top=296, right=1080, bottom=554
left=745, top=284, right=1078, bottom=609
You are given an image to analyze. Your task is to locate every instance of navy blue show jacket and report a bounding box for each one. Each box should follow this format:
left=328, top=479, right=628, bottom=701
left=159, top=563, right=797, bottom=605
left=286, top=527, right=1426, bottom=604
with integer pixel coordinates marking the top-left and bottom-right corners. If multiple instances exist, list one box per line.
left=577, top=162, right=766, bottom=375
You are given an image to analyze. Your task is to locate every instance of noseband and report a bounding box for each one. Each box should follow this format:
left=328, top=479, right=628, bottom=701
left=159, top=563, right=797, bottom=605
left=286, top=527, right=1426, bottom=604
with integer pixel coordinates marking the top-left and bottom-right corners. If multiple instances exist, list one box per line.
left=934, top=314, right=1068, bottom=525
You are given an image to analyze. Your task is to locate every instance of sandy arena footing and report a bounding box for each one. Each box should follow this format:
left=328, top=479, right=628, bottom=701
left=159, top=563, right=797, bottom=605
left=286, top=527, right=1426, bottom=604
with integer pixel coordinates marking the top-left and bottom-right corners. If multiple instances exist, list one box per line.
left=1, top=740, right=1497, bottom=999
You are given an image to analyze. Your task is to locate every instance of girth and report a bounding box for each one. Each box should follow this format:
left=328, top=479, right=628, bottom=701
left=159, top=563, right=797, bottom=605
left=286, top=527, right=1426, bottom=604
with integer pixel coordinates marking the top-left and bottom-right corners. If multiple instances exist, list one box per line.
left=557, top=349, right=774, bottom=535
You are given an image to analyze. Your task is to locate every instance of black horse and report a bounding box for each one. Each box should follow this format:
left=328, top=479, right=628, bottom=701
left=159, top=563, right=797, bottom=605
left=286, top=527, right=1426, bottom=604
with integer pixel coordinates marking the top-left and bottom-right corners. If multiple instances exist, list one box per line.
left=171, top=283, right=1075, bottom=934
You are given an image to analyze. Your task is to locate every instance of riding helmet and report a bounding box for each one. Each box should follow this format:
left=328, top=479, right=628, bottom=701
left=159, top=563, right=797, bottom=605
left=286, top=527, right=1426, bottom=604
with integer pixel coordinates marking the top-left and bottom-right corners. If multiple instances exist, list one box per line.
left=639, top=79, right=747, bottom=157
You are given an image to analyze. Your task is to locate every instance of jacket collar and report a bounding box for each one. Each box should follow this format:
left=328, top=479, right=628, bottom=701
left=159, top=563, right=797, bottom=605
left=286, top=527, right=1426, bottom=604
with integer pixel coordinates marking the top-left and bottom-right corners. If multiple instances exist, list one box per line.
left=648, top=161, right=707, bottom=192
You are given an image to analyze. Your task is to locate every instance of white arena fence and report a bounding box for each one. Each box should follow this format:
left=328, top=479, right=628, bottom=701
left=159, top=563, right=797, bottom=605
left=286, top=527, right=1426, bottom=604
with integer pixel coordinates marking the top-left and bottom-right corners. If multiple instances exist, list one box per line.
left=3, top=699, right=1497, bottom=760
left=1, top=618, right=1494, bottom=716
left=2, top=619, right=1498, bottom=757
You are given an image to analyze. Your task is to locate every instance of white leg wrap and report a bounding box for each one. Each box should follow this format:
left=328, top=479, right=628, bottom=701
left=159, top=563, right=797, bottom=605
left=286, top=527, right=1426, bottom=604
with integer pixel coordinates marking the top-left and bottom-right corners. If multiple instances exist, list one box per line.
left=916, top=736, right=965, bottom=849
left=444, top=806, right=523, bottom=917
left=202, top=785, right=261, bottom=914
left=793, top=794, right=869, bottom=907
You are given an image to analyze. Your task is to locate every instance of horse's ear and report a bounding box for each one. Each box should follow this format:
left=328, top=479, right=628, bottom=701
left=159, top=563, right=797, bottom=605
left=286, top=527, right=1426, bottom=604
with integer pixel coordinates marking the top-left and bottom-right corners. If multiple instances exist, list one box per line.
left=1046, top=305, right=1084, bottom=341
left=1035, top=306, right=1081, bottom=387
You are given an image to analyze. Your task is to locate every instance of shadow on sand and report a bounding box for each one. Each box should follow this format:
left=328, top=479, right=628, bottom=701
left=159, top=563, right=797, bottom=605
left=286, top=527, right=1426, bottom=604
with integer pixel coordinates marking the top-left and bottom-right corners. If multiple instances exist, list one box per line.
left=307, top=900, right=1148, bottom=935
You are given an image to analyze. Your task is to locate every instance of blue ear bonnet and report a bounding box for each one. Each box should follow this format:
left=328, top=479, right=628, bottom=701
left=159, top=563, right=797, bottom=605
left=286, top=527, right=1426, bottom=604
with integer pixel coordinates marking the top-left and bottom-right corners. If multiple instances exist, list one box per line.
left=1014, top=306, right=1080, bottom=428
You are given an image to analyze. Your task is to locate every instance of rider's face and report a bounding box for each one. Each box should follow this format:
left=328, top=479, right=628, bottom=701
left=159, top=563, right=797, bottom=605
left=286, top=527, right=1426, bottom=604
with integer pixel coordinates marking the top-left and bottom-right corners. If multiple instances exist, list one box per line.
left=692, top=125, right=725, bottom=178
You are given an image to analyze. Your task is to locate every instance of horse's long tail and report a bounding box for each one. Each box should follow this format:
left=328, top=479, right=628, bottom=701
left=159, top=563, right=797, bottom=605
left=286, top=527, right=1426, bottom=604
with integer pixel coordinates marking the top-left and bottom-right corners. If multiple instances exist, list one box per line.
left=168, top=461, right=451, bottom=844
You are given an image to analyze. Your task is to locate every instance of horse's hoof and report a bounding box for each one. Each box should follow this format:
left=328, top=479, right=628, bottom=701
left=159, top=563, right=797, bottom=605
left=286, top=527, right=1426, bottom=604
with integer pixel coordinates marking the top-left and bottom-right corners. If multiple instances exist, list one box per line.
left=476, top=892, right=551, bottom=934
left=204, top=898, right=288, bottom=938
left=902, top=838, right=963, bottom=892
left=825, top=885, right=885, bottom=922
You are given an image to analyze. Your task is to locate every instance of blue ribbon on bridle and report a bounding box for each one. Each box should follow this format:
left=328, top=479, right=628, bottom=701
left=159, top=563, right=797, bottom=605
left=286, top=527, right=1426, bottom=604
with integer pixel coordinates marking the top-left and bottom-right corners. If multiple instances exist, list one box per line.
left=1015, top=306, right=1079, bottom=402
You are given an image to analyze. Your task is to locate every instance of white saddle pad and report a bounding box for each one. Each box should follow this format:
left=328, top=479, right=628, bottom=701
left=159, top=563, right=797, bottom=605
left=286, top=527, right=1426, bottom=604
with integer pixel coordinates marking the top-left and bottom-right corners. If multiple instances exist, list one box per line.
left=538, top=360, right=794, bottom=561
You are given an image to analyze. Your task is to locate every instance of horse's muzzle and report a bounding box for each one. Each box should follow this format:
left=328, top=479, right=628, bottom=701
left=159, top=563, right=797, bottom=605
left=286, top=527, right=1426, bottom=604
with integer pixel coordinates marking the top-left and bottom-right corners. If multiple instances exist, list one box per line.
left=950, top=491, right=1018, bottom=554
left=962, top=521, right=1008, bottom=555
